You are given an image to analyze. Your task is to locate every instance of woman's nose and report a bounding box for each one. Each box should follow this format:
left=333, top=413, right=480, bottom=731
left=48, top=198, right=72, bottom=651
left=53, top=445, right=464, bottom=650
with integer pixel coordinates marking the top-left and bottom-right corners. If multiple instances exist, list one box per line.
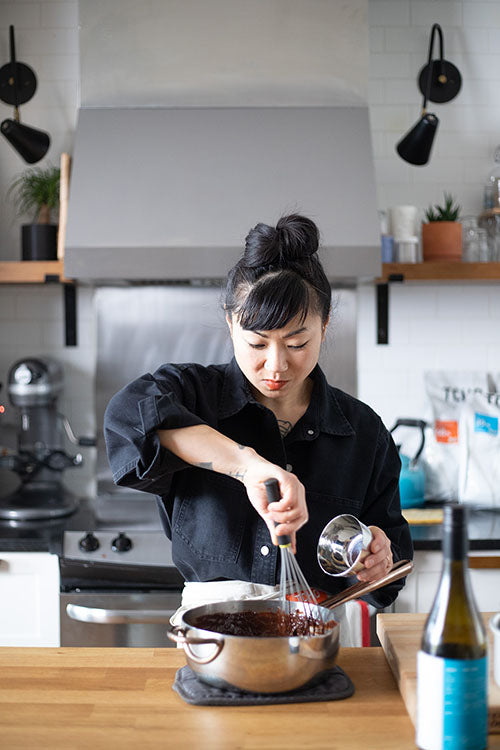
left=264, top=346, right=288, bottom=373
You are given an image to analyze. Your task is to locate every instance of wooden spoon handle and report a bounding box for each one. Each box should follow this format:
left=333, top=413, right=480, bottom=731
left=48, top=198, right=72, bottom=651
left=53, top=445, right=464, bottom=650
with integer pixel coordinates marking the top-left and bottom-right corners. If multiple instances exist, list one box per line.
left=321, top=559, right=414, bottom=610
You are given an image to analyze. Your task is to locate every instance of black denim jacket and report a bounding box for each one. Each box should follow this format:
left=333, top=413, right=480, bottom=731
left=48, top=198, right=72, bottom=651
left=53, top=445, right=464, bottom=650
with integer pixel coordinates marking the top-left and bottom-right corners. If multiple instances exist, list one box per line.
left=104, top=358, right=413, bottom=607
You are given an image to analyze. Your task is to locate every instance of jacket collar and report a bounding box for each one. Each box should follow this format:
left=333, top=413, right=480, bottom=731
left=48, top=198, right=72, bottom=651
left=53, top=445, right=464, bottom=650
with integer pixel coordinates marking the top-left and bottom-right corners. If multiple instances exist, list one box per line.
left=219, top=357, right=355, bottom=437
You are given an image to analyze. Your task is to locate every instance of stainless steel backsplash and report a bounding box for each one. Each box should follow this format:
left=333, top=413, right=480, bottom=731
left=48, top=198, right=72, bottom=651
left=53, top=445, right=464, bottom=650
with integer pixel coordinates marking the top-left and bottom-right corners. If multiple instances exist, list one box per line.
left=95, top=285, right=357, bottom=502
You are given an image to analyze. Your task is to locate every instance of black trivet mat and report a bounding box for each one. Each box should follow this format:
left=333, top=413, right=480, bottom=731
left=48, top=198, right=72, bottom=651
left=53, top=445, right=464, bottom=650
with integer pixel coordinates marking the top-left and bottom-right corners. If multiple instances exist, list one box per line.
left=172, top=665, right=354, bottom=705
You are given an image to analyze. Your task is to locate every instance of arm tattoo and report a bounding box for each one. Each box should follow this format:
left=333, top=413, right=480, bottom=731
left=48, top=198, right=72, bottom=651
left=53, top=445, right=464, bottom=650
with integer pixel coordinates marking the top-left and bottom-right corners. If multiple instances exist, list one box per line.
left=278, top=419, right=293, bottom=437
left=228, top=469, right=247, bottom=481
left=194, top=461, right=246, bottom=481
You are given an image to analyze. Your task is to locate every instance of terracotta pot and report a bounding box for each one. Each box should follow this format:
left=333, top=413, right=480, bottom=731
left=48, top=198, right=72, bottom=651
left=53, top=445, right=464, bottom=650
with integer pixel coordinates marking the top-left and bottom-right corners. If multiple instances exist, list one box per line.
left=422, top=221, right=462, bottom=262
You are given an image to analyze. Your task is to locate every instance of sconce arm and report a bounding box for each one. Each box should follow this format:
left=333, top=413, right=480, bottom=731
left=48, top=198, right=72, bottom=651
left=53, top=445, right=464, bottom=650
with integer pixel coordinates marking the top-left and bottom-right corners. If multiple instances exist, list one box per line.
left=8, top=25, right=20, bottom=112
left=421, top=23, right=445, bottom=111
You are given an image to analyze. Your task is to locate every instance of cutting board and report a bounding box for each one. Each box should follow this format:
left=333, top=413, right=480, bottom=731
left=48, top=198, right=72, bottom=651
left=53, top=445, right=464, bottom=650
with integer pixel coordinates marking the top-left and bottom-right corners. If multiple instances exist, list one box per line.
left=376, top=612, right=500, bottom=734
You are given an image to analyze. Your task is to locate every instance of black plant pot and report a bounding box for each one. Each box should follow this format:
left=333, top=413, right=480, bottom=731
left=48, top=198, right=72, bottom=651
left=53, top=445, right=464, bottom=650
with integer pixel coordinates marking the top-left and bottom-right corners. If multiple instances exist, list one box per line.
left=22, top=224, right=58, bottom=261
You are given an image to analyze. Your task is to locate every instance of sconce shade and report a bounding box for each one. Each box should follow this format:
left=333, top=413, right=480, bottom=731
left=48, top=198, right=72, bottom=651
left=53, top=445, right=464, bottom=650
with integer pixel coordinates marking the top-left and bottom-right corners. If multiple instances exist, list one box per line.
left=1, top=118, right=50, bottom=163
left=395, top=24, right=460, bottom=166
left=396, top=112, right=439, bottom=166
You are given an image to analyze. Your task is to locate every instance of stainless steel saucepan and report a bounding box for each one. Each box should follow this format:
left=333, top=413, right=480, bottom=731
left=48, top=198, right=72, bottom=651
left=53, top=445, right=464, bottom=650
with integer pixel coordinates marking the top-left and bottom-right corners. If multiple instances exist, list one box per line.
left=167, top=559, right=412, bottom=693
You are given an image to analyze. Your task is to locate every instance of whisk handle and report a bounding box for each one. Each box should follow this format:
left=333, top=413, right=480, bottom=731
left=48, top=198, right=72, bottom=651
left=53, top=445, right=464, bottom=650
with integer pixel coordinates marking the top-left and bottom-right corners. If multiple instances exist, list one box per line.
left=264, top=478, right=291, bottom=547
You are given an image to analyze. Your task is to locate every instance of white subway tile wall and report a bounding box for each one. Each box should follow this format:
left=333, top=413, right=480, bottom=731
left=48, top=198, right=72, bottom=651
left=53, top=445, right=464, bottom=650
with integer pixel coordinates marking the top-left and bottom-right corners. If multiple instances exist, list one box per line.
left=0, top=0, right=498, bottom=495
left=0, top=2, right=92, bottom=497
left=0, top=1, right=79, bottom=259
left=369, top=0, right=500, bottom=215
left=358, top=0, right=500, bottom=431
left=358, top=279, right=500, bottom=430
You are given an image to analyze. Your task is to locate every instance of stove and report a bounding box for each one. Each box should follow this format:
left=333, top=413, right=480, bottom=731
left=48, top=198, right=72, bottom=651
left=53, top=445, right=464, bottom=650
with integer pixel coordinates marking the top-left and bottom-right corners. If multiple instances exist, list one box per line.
left=0, top=493, right=185, bottom=647
left=60, top=528, right=184, bottom=590
left=60, top=526, right=184, bottom=647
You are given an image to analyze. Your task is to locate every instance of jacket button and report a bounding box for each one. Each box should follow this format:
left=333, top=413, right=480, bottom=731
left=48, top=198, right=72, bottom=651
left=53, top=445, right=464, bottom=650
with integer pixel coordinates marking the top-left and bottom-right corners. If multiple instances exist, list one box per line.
left=307, top=429, right=315, bottom=436
left=260, top=545, right=270, bottom=556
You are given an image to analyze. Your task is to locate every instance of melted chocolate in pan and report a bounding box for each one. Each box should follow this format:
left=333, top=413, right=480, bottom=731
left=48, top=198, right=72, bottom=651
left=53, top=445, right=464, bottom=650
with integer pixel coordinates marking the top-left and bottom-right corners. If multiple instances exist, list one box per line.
left=192, top=609, right=336, bottom=637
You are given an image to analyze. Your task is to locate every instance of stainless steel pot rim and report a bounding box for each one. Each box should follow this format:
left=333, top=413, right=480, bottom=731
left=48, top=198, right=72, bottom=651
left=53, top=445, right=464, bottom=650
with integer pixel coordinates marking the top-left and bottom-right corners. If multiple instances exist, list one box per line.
left=179, top=598, right=339, bottom=641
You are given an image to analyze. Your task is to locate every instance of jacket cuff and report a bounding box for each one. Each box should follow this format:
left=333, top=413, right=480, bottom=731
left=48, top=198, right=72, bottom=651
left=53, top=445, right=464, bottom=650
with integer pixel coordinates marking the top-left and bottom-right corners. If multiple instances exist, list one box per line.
left=135, top=392, right=208, bottom=482
left=136, top=431, right=189, bottom=482
left=138, top=392, right=207, bottom=433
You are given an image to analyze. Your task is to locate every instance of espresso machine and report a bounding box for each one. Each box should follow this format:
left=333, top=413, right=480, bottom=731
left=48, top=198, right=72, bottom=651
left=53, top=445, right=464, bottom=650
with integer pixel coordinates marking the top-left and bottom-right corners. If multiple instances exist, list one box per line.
left=0, top=357, right=96, bottom=521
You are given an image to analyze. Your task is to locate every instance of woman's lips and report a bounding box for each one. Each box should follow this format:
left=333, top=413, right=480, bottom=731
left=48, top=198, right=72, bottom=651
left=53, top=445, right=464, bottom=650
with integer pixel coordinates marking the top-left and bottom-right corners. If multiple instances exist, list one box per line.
left=263, top=380, right=288, bottom=391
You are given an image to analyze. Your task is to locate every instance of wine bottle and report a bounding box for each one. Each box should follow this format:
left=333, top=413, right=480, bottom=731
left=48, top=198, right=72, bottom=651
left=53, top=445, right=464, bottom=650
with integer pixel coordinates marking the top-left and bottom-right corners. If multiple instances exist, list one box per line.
left=416, top=504, right=488, bottom=750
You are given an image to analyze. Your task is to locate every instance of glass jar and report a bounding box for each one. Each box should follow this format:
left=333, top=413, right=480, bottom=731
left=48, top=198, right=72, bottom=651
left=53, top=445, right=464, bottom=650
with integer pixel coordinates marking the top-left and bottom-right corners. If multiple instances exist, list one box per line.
left=477, top=229, right=490, bottom=262
left=486, top=145, right=500, bottom=209
left=461, top=216, right=479, bottom=262
left=394, top=236, right=420, bottom=263
left=478, top=210, right=500, bottom=261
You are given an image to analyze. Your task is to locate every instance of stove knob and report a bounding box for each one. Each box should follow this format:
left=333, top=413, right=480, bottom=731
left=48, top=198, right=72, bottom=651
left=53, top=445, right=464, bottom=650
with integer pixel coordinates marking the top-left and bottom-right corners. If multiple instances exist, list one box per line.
left=79, top=532, right=100, bottom=552
left=111, top=532, right=133, bottom=553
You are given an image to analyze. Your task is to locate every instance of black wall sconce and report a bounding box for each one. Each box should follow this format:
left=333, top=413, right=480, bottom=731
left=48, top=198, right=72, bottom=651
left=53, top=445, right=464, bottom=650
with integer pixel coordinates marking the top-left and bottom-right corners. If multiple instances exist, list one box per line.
left=396, top=24, right=462, bottom=166
left=0, top=25, right=50, bottom=163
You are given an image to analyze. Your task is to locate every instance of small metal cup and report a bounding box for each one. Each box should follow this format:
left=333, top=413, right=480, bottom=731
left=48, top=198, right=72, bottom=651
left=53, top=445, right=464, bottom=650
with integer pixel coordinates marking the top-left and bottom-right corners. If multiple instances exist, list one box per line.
left=317, top=514, right=373, bottom=577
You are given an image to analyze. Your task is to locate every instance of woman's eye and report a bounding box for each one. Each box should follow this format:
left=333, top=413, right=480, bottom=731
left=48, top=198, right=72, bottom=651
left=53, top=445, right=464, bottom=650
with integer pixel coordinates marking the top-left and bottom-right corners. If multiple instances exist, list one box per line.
left=246, top=341, right=308, bottom=350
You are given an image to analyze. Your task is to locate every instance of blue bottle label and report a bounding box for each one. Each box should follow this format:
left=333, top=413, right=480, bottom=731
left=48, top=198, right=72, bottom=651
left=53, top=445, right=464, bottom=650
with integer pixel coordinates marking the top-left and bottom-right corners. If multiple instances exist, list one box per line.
left=416, top=651, right=488, bottom=750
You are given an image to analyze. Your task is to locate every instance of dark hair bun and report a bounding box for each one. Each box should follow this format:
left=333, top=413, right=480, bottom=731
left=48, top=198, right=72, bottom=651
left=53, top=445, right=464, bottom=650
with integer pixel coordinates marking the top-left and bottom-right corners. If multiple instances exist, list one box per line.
left=243, top=214, right=319, bottom=269
left=225, top=213, right=330, bottom=328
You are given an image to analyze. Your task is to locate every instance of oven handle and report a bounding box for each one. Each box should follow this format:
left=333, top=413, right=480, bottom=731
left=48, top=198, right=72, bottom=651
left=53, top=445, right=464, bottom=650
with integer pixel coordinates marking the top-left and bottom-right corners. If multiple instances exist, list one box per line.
left=66, top=603, right=177, bottom=624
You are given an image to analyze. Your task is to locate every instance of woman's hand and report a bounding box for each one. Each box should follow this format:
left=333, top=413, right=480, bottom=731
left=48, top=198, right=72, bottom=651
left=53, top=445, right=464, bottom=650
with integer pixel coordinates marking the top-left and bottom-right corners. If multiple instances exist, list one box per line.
left=356, top=526, right=393, bottom=583
left=241, top=455, right=308, bottom=552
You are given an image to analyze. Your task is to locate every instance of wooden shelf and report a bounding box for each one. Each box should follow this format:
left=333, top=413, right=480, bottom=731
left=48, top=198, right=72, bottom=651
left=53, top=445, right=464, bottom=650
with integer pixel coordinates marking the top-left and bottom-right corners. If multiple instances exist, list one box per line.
left=378, top=261, right=500, bottom=282
left=375, top=261, right=500, bottom=344
left=4, top=260, right=499, bottom=284
left=0, top=260, right=71, bottom=284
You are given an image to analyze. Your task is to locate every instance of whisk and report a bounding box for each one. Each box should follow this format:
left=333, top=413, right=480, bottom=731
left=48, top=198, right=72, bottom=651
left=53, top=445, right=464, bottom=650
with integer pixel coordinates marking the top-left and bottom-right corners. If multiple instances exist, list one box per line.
left=264, top=478, right=323, bottom=626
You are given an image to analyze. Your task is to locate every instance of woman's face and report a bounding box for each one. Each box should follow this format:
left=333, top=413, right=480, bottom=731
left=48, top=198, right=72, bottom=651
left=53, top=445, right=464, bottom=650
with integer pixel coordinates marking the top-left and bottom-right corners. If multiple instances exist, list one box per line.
left=227, top=310, right=327, bottom=404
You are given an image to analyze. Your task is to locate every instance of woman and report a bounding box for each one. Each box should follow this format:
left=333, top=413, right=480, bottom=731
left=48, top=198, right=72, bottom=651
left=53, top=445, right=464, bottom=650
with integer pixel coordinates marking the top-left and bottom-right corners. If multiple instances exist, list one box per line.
left=104, top=214, right=413, bottom=644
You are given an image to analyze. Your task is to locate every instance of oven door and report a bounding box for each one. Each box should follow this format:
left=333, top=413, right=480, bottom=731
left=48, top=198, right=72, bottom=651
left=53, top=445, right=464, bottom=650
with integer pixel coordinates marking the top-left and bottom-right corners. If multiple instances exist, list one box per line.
left=60, top=591, right=182, bottom=647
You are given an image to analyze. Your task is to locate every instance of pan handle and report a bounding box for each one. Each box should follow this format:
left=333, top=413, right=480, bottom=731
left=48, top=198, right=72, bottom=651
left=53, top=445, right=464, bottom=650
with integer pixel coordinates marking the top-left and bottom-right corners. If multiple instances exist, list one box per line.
left=167, top=625, right=224, bottom=665
left=66, top=604, right=176, bottom=624
left=321, top=559, right=413, bottom=610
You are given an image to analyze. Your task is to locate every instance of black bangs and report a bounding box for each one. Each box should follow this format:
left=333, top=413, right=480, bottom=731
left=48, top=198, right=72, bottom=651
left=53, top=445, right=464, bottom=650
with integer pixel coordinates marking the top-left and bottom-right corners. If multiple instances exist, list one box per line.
left=236, top=271, right=311, bottom=331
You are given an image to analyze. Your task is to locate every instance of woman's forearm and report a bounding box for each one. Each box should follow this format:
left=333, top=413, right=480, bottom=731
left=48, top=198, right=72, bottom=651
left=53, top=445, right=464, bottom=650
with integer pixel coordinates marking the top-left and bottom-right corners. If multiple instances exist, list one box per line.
left=157, top=424, right=257, bottom=482
left=157, top=424, right=308, bottom=546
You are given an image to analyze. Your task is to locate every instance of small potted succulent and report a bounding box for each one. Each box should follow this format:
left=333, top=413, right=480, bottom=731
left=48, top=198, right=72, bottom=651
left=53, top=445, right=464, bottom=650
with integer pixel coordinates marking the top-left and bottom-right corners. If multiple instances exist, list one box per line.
left=422, top=192, right=462, bottom=262
left=8, top=164, right=60, bottom=260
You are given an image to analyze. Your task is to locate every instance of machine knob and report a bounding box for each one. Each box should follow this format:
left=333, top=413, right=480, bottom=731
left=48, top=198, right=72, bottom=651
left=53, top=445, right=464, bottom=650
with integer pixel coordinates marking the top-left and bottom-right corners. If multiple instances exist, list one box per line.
left=78, top=532, right=100, bottom=552
left=111, top=532, right=133, bottom=553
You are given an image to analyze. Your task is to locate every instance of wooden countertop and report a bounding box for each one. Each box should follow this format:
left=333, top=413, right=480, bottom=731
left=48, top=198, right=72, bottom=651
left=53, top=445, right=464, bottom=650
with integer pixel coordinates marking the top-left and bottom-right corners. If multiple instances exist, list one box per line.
left=0, top=645, right=416, bottom=750
left=377, top=612, right=500, bottom=739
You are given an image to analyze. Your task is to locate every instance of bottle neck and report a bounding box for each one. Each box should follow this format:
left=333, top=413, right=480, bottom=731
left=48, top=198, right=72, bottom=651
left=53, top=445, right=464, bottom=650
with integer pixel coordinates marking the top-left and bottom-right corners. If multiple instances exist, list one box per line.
left=443, top=517, right=468, bottom=562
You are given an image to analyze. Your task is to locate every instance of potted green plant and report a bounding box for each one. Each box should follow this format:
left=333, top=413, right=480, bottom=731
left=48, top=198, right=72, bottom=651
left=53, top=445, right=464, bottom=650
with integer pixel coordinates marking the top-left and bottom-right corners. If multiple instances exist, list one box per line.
left=8, top=164, right=60, bottom=261
left=422, top=192, right=462, bottom=262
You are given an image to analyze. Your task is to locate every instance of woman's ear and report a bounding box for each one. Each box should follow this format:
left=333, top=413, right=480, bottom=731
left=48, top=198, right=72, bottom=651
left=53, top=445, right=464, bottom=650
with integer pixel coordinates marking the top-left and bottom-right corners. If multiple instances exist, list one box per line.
left=322, top=315, right=330, bottom=341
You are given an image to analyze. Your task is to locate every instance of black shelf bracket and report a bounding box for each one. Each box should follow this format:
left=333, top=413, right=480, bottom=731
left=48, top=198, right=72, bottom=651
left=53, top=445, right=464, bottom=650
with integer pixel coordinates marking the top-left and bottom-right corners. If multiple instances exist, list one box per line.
left=43, top=272, right=77, bottom=347
left=64, top=283, right=77, bottom=347
left=376, top=275, right=405, bottom=345
left=376, top=283, right=389, bottom=345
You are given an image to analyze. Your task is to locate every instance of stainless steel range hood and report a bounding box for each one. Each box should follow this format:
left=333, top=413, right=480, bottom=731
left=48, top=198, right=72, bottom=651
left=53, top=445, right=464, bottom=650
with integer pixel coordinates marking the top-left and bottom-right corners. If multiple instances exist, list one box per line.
left=65, top=106, right=380, bottom=282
